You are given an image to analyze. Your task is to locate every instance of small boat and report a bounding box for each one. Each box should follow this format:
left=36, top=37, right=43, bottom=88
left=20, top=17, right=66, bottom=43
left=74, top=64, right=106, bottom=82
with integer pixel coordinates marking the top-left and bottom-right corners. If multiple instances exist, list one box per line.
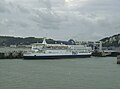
left=23, top=38, right=92, bottom=59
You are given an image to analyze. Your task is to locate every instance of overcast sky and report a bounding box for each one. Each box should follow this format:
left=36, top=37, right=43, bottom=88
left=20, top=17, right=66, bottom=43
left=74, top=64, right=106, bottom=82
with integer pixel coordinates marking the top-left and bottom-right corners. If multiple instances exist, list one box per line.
left=0, top=0, right=120, bottom=41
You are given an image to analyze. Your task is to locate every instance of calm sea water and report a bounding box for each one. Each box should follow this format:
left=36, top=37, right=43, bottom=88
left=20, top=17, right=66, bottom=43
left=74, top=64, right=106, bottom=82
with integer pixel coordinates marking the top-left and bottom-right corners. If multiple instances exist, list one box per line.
left=0, top=57, right=120, bottom=89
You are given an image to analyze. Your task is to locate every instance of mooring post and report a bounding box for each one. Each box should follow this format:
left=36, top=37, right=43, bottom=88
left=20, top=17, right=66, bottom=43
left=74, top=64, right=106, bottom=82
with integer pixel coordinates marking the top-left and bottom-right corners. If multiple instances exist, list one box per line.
left=117, top=55, right=120, bottom=64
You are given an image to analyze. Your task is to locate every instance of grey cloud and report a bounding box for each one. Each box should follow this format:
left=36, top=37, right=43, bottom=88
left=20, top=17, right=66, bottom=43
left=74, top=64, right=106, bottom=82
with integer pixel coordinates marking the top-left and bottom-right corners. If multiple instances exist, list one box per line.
left=0, top=0, right=9, bottom=13
left=0, top=0, right=120, bottom=40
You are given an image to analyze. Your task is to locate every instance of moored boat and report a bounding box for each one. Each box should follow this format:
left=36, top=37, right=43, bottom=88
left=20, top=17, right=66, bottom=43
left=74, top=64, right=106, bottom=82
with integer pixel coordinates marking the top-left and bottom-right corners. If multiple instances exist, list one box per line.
left=23, top=38, right=92, bottom=59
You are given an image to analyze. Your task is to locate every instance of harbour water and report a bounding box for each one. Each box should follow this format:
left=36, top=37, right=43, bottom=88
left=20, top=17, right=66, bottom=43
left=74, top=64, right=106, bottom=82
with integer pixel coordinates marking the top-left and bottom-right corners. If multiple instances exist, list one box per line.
left=0, top=57, right=120, bottom=89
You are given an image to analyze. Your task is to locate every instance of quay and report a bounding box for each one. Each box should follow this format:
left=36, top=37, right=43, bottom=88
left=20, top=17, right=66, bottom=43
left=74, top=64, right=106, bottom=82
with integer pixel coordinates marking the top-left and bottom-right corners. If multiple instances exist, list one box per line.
left=0, top=51, right=120, bottom=59
left=0, top=51, right=24, bottom=59
left=92, top=41, right=120, bottom=57
left=92, top=50, right=120, bottom=57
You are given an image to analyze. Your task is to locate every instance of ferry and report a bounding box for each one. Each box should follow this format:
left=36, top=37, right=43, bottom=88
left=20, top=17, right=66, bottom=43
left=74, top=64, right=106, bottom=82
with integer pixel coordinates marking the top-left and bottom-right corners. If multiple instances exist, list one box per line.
left=23, top=38, right=92, bottom=59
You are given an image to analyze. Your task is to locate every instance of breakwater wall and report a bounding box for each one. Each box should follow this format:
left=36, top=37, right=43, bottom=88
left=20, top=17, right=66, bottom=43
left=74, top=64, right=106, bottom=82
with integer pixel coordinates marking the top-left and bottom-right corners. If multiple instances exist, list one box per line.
left=92, top=51, right=120, bottom=57
left=0, top=51, right=120, bottom=59
left=0, top=51, right=24, bottom=59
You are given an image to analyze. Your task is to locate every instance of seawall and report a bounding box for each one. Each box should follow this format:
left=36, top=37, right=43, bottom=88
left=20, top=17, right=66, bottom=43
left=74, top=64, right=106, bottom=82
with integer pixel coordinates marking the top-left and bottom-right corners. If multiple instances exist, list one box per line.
left=0, top=51, right=24, bottom=59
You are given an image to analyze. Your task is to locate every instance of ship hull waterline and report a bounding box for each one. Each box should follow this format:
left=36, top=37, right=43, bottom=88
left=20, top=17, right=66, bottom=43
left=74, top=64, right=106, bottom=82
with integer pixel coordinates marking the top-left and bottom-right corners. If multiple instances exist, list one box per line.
left=23, top=54, right=91, bottom=59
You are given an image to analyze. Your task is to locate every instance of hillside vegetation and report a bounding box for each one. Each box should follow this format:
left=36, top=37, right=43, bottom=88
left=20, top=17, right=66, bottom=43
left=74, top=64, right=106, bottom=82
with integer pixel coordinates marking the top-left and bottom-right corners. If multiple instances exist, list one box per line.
left=0, top=34, right=120, bottom=47
left=0, top=36, right=75, bottom=46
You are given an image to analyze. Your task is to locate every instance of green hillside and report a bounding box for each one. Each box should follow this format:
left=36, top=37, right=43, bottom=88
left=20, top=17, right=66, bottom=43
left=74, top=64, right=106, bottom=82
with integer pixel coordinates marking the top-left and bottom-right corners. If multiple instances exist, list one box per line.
left=0, top=36, right=55, bottom=46
left=0, top=36, right=75, bottom=47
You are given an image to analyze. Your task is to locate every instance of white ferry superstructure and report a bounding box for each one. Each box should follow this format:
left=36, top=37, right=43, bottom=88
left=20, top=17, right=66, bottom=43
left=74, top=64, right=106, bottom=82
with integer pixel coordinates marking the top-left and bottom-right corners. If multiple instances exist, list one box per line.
left=23, top=38, right=92, bottom=59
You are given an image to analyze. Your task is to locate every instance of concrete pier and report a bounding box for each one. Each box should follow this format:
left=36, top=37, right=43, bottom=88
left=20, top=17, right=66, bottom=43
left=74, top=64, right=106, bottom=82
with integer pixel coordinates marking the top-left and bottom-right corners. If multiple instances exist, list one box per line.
left=92, top=51, right=111, bottom=57
left=0, top=51, right=24, bottom=59
left=92, top=50, right=120, bottom=57
left=117, top=55, right=120, bottom=64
